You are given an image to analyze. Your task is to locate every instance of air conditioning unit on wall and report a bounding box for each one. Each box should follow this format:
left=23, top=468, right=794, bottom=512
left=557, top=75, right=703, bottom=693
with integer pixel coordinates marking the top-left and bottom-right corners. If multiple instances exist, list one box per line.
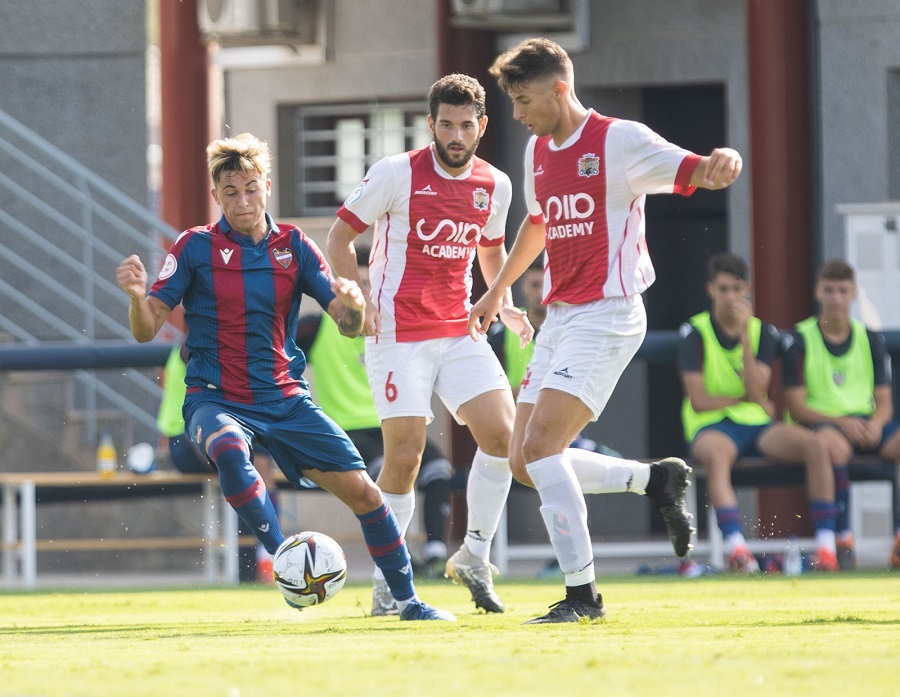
left=450, top=0, right=574, bottom=31
left=199, top=0, right=321, bottom=46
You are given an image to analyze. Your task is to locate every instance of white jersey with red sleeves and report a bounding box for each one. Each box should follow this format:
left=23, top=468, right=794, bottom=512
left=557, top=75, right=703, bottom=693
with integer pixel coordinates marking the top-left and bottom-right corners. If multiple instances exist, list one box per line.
left=524, top=110, right=701, bottom=305
left=337, top=144, right=512, bottom=343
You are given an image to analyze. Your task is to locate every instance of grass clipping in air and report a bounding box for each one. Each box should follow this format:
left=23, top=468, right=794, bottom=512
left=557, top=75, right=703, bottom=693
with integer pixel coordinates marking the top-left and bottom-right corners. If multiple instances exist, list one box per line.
left=1, top=574, right=898, bottom=697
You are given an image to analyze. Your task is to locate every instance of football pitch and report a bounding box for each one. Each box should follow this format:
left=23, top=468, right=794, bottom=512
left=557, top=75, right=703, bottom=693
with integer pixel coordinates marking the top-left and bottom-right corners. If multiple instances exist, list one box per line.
left=1, top=573, right=897, bottom=697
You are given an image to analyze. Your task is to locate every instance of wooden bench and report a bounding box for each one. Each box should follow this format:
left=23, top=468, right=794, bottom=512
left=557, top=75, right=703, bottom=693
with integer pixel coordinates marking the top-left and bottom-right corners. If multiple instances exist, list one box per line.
left=0, top=471, right=241, bottom=589
left=689, top=455, right=900, bottom=569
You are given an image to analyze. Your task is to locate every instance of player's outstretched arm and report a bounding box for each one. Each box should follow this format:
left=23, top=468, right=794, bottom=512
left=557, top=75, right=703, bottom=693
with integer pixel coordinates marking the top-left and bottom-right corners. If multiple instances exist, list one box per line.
left=116, top=254, right=171, bottom=343
left=690, top=147, right=742, bottom=190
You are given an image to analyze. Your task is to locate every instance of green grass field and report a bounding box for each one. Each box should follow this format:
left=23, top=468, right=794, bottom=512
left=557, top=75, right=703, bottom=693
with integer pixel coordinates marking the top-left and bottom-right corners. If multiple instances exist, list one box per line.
left=1, top=573, right=898, bottom=697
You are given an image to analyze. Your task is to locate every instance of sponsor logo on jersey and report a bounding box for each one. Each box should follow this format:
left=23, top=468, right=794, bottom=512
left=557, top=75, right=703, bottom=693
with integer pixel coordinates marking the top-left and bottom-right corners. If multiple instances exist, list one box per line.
left=553, top=366, right=573, bottom=379
left=415, top=217, right=482, bottom=258
left=273, top=248, right=293, bottom=268
left=543, top=193, right=596, bottom=239
left=578, top=153, right=600, bottom=178
left=414, top=184, right=438, bottom=196
left=832, top=370, right=846, bottom=386
left=158, top=253, right=177, bottom=280
left=220, top=248, right=234, bottom=264
left=535, top=164, right=544, bottom=176
left=345, top=178, right=368, bottom=205
left=472, top=187, right=489, bottom=211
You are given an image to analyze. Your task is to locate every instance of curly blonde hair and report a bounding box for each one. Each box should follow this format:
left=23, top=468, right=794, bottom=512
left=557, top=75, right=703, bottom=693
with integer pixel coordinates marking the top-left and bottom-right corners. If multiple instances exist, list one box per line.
left=206, top=133, right=272, bottom=185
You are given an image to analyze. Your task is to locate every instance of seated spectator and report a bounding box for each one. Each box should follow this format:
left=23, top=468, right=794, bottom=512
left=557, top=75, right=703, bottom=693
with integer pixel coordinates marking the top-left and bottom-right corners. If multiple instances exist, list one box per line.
left=679, top=253, right=838, bottom=572
left=783, top=258, right=900, bottom=569
left=295, top=244, right=453, bottom=615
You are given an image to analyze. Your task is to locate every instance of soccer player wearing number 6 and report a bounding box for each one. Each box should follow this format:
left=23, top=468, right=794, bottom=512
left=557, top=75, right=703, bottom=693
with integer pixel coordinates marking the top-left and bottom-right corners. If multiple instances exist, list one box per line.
left=116, top=133, right=453, bottom=621
left=328, top=74, right=533, bottom=614
left=470, top=38, right=742, bottom=623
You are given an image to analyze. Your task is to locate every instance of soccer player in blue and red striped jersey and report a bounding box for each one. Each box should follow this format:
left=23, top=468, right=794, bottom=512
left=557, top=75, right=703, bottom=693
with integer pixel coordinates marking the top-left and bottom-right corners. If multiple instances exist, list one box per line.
left=116, top=133, right=453, bottom=621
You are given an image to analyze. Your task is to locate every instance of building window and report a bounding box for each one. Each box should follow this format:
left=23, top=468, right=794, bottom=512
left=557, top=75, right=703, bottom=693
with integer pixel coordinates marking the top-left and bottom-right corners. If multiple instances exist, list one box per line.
left=289, top=102, right=430, bottom=217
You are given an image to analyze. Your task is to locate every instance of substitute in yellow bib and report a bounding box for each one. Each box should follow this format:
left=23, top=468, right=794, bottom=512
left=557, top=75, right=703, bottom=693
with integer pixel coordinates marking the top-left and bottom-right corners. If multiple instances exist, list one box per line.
left=783, top=258, right=900, bottom=569
left=679, top=253, right=838, bottom=572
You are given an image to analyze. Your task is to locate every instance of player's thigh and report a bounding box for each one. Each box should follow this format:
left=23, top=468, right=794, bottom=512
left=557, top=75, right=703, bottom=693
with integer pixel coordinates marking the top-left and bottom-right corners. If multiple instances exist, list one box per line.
left=758, top=422, right=818, bottom=462
left=305, top=468, right=383, bottom=515
left=879, top=422, right=900, bottom=460
left=538, top=299, right=645, bottom=420
left=814, top=424, right=854, bottom=463
left=520, top=388, right=594, bottom=462
left=691, top=428, right=740, bottom=475
left=457, top=388, right=515, bottom=457
left=365, top=340, right=439, bottom=421
left=433, top=335, right=511, bottom=426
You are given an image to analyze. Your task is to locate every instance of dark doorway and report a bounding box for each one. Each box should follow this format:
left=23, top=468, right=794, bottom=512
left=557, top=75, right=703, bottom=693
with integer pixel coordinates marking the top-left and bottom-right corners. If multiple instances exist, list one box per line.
left=642, top=85, right=729, bottom=461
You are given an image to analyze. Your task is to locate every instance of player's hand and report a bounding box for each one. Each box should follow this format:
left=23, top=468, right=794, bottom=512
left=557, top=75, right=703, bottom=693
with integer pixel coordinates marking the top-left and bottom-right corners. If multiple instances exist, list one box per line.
left=363, top=303, right=382, bottom=337
left=468, top=289, right=504, bottom=341
left=860, top=419, right=883, bottom=449
left=331, top=276, right=365, bottom=313
left=700, top=147, right=742, bottom=189
left=499, top=306, right=535, bottom=348
left=116, top=255, right=148, bottom=300
left=835, top=416, right=868, bottom=447
left=733, top=297, right=754, bottom=332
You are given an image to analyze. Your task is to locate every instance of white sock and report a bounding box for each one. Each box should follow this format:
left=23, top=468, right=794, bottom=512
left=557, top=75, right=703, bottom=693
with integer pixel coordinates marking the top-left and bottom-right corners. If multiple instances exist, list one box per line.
left=372, top=490, right=415, bottom=582
left=527, top=453, right=594, bottom=586
left=565, top=448, right=651, bottom=494
left=464, top=449, right=512, bottom=560
left=816, top=528, right=836, bottom=552
left=726, top=531, right=748, bottom=553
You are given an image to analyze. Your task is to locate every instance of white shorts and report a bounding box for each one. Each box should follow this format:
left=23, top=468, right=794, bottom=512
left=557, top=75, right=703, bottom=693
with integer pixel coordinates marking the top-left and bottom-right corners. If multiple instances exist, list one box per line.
left=518, top=295, right=647, bottom=420
left=365, top=334, right=510, bottom=424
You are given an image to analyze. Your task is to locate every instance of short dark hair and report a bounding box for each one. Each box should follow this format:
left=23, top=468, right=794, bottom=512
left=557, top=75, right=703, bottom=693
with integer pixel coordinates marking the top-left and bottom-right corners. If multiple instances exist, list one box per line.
left=489, top=37, right=573, bottom=93
left=707, top=252, right=749, bottom=282
left=818, top=258, right=855, bottom=282
left=428, top=74, right=486, bottom=120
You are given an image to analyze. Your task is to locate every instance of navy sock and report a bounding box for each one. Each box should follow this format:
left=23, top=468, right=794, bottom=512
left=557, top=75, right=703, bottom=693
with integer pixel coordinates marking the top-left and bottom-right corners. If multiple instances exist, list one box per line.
left=810, top=499, right=838, bottom=533
left=715, top=506, right=743, bottom=538
left=357, top=502, right=415, bottom=602
left=209, top=432, right=283, bottom=554
left=834, top=464, right=851, bottom=535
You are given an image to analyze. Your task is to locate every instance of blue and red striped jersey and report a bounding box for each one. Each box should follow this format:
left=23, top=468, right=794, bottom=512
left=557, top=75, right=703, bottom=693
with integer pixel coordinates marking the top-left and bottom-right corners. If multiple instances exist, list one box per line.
left=150, top=214, right=336, bottom=404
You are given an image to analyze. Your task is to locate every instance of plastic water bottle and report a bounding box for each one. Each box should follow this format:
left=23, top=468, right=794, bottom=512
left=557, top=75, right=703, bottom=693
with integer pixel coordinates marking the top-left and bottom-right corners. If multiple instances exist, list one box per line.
left=96, top=432, right=117, bottom=479
left=784, top=536, right=802, bottom=576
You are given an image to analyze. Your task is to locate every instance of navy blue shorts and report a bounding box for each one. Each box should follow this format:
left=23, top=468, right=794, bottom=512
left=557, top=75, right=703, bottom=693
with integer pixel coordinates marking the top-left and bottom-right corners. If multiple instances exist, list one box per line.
left=183, top=391, right=365, bottom=489
left=693, top=418, right=773, bottom=457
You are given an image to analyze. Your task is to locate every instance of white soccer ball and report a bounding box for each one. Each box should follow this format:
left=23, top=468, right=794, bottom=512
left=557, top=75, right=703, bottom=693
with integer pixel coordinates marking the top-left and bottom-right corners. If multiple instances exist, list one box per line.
left=272, top=531, right=347, bottom=608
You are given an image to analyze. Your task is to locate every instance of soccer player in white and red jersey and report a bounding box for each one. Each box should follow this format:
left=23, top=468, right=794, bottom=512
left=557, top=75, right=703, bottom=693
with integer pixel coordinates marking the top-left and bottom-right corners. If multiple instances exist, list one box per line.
left=470, top=38, right=743, bottom=623
left=327, top=74, right=533, bottom=615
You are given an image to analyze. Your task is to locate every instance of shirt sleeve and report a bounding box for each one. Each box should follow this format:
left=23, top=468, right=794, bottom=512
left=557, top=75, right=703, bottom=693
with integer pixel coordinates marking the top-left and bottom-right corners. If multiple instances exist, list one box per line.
left=869, top=330, right=891, bottom=386
left=620, top=120, right=700, bottom=197
left=479, top=166, right=512, bottom=246
left=149, top=230, right=195, bottom=310
left=335, top=156, right=402, bottom=232
left=522, top=137, right=543, bottom=223
left=756, top=323, right=780, bottom=366
left=296, top=232, right=336, bottom=311
left=677, top=322, right=703, bottom=373
left=781, top=331, right=806, bottom=387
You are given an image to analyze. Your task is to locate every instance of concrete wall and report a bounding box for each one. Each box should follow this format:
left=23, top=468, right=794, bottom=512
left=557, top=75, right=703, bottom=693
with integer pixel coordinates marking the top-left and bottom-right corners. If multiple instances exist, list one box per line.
left=0, top=1, right=148, bottom=204
left=816, top=0, right=900, bottom=260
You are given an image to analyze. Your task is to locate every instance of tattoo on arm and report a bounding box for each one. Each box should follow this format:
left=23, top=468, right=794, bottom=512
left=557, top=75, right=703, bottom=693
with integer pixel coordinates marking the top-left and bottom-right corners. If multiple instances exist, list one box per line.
left=337, top=306, right=363, bottom=337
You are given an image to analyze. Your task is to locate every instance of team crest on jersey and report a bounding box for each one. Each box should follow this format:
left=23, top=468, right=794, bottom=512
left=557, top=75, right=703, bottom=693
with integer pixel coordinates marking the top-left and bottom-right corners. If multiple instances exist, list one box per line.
left=472, top=187, right=489, bottom=211
left=273, top=248, right=293, bottom=268
left=832, top=370, right=846, bottom=386
left=578, top=153, right=600, bottom=178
